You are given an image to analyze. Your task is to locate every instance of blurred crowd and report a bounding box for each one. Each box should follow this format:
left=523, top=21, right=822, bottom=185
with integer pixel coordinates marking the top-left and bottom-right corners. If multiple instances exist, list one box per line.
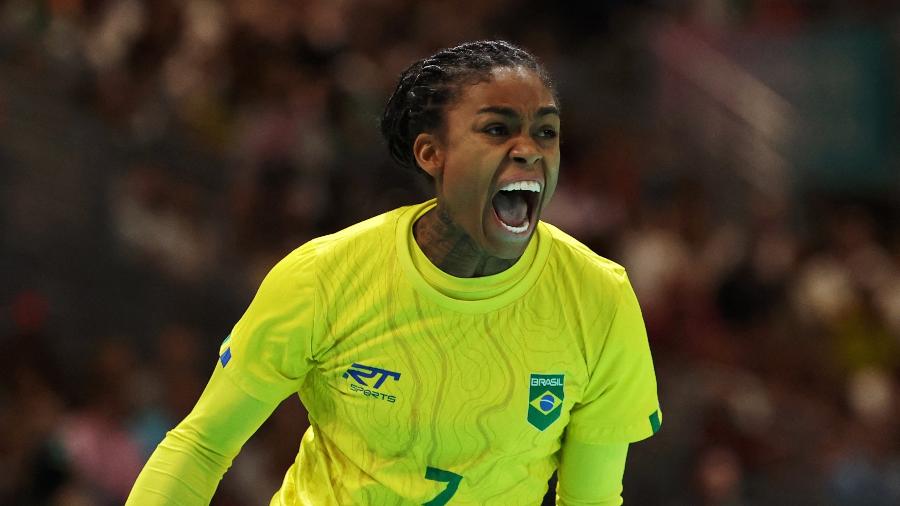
left=2, top=0, right=900, bottom=505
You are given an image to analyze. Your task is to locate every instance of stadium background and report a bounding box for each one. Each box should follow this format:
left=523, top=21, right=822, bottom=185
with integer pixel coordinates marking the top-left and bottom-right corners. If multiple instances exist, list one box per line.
left=2, top=0, right=899, bottom=504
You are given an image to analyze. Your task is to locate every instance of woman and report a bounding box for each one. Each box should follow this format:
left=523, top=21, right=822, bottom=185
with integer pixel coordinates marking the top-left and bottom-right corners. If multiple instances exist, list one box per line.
left=127, top=40, right=661, bottom=505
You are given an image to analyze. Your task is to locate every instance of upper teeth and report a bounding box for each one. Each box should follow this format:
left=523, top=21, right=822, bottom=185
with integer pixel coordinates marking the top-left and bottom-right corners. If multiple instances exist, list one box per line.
left=499, top=181, right=541, bottom=192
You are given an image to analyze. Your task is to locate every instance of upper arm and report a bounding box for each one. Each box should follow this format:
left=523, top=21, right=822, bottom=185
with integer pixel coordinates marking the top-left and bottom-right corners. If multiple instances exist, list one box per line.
left=567, top=271, right=662, bottom=444
left=556, top=440, right=628, bottom=506
left=125, top=362, right=280, bottom=505
left=128, top=244, right=320, bottom=505
left=222, top=243, right=320, bottom=404
left=176, top=361, right=281, bottom=457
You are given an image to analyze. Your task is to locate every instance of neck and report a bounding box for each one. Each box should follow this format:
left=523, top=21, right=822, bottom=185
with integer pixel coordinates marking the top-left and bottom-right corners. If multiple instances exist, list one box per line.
left=413, top=205, right=516, bottom=278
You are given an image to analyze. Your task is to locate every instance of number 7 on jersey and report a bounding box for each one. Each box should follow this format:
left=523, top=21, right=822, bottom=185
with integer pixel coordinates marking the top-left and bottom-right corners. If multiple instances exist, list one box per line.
left=423, top=466, right=463, bottom=505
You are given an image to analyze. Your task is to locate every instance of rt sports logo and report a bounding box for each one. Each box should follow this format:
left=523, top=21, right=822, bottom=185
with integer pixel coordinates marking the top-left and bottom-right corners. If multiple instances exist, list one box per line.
left=343, top=363, right=401, bottom=403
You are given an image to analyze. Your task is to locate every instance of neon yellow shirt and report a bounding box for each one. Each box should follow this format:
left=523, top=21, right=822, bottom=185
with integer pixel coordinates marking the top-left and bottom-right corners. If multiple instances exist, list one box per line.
left=128, top=199, right=661, bottom=505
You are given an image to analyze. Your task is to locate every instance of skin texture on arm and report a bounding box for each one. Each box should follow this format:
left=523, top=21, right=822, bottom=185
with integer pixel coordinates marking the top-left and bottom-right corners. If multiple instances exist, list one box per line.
left=556, top=440, right=629, bottom=506
left=125, top=363, right=280, bottom=505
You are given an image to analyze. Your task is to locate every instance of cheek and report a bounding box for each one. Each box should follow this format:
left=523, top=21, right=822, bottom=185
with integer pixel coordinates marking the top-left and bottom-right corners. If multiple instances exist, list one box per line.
left=443, top=152, right=494, bottom=201
left=543, top=177, right=558, bottom=206
left=443, top=168, right=479, bottom=197
left=543, top=153, right=561, bottom=201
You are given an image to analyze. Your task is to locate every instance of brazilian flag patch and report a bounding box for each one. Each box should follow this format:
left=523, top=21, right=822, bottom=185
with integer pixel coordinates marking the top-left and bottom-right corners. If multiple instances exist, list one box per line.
left=528, top=373, right=565, bottom=431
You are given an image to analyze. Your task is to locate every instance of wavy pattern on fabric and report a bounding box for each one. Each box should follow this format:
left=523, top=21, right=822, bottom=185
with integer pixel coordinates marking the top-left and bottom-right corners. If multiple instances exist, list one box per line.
left=220, top=200, right=660, bottom=505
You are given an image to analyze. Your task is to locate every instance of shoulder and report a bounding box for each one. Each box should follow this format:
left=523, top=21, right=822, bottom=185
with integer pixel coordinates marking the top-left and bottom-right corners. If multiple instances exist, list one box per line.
left=309, top=205, right=409, bottom=256
left=275, top=205, right=411, bottom=279
left=540, top=221, right=630, bottom=292
left=316, top=206, right=409, bottom=246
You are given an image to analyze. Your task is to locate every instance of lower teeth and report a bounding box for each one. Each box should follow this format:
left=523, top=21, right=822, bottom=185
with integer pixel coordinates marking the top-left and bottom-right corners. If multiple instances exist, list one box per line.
left=500, top=219, right=529, bottom=234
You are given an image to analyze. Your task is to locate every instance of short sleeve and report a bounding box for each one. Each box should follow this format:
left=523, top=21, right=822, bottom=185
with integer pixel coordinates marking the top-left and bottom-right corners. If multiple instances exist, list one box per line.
left=218, top=243, right=318, bottom=404
left=566, top=272, right=662, bottom=444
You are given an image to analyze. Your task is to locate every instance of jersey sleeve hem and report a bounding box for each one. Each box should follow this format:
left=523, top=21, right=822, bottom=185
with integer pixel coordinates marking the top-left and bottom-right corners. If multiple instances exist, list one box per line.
left=219, top=361, right=296, bottom=405
left=218, top=242, right=321, bottom=405
left=566, top=408, right=662, bottom=445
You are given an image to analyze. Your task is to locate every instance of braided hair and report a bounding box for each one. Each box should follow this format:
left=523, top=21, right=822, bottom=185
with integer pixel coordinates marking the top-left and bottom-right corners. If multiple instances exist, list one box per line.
left=380, top=40, right=556, bottom=178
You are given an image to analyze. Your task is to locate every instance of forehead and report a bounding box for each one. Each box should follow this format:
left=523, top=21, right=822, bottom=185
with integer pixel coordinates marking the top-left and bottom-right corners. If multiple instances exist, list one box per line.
left=451, top=67, right=557, bottom=116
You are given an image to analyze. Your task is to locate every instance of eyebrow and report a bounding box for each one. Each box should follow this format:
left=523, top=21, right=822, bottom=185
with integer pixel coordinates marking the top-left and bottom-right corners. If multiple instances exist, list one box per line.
left=476, top=106, right=560, bottom=118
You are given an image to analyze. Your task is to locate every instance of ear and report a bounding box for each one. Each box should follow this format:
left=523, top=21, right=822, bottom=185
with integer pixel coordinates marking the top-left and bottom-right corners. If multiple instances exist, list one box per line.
left=413, top=132, right=444, bottom=180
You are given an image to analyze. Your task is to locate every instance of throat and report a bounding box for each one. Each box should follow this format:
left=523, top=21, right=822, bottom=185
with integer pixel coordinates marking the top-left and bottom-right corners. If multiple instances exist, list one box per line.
left=492, top=190, right=529, bottom=227
left=413, top=207, right=516, bottom=277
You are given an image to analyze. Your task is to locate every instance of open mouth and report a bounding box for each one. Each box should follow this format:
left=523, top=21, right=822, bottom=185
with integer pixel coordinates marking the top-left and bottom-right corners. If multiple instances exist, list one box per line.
left=490, top=180, right=541, bottom=234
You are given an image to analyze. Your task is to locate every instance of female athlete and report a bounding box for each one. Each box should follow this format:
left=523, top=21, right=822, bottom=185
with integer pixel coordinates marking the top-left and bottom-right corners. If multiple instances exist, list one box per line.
left=127, top=40, right=661, bottom=506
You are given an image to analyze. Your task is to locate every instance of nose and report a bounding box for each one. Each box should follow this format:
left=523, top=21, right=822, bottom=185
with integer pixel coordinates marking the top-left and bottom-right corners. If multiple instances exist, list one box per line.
left=510, top=136, right=542, bottom=167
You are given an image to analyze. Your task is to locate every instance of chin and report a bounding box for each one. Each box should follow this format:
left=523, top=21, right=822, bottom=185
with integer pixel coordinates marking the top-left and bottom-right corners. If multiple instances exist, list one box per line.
left=485, top=234, right=533, bottom=260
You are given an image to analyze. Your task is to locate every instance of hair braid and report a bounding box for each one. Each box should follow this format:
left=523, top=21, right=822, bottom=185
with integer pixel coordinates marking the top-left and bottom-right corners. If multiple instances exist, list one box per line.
left=379, top=40, right=555, bottom=179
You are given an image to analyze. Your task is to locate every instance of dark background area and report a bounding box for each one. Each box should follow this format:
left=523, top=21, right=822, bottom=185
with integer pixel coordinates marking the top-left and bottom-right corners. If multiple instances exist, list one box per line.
left=2, top=1, right=900, bottom=504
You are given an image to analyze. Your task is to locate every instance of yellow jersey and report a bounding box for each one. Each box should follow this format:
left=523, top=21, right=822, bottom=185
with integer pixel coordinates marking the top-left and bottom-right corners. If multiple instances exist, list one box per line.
left=220, top=199, right=661, bottom=505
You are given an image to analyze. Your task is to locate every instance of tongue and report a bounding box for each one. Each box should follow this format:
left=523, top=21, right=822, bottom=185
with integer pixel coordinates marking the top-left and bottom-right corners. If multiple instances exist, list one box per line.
left=492, top=191, right=528, bottom=227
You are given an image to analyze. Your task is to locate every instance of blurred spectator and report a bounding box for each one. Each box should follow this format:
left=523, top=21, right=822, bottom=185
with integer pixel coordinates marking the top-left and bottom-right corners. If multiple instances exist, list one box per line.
left=110, top=163, right=218, bottom=284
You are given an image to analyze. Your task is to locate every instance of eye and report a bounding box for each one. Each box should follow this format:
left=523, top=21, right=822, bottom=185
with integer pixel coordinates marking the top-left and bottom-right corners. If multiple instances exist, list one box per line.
left=483, top=124, right=509, bottom=136
left=537, top=127, right=558, bottom=139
